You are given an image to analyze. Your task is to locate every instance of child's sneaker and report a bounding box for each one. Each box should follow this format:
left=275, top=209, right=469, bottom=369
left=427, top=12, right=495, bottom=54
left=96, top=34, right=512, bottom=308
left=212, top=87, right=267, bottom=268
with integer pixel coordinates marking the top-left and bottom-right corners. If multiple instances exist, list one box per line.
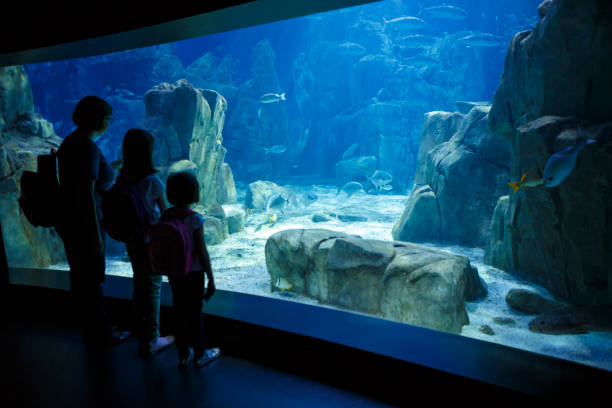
left=194, top=348, right=220, bottom=368
left=178, top=348, right=194, bottom=370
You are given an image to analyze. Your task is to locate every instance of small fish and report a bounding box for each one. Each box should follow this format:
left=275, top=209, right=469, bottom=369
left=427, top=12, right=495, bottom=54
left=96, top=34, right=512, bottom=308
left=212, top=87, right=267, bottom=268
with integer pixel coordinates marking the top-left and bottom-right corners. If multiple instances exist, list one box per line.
left=396, top=34, right=437, bottom=49
left=542, top=136, right=596, bottom=187
left=404, top=55, right=440, bottom=67
left=367, top=170, right=393, bottom=189
left=458, top=33, right=504, bottom=48
left=268, top=213, right=278, bottom=223
left=384, top=16, right=426, bottom=36
left=332, top=42, right=368, bottom=57
left=258, top=107, right=263, bottom=120
left=273, top=276, right=293, bottom=292
left=421, top=4, right=468, bottom=20
left=508, top=168, right=543, bottom=193
left=338, top=181, right=364, bottom=197
left=264, top=145, right=288, bottom=154
left=259, top=92, right=286, bottom=104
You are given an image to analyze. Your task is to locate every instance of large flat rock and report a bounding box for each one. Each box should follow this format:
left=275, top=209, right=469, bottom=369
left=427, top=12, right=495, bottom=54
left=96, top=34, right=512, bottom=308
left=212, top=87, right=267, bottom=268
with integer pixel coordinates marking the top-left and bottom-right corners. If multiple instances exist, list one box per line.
left=265, top=229, right=486, bottom=333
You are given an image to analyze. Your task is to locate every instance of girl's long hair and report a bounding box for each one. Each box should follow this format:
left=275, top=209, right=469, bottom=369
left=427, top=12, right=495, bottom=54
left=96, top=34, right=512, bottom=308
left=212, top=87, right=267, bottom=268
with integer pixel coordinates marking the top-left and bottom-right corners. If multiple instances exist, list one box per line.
left=120, top=128, right=157, bottom=178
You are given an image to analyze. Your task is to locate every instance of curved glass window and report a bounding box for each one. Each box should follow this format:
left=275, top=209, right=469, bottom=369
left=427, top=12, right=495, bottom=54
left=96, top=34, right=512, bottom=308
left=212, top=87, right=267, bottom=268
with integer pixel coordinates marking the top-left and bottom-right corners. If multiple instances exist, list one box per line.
left=3, top=0, right=611, bottom=377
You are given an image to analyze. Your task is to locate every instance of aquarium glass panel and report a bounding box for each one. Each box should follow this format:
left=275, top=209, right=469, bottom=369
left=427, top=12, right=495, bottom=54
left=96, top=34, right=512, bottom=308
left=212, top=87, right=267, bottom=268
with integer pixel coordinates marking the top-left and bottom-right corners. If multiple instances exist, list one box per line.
left=4, top=0, right=611, bottom=373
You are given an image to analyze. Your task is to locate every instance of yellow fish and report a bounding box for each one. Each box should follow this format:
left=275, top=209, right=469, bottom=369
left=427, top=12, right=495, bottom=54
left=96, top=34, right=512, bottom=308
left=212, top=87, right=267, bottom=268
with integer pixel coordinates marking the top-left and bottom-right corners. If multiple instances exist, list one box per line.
left=269, top=213, right=278, bottom=223
left=507, top=168, right=543, bottom=193
left=274, top=276, right=293, bottom=291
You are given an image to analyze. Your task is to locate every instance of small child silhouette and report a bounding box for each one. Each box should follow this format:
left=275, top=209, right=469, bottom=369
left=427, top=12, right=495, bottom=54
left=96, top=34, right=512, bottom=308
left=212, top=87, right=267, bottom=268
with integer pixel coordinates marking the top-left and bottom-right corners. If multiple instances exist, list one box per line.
left=161, top=171, right=220, bottom=369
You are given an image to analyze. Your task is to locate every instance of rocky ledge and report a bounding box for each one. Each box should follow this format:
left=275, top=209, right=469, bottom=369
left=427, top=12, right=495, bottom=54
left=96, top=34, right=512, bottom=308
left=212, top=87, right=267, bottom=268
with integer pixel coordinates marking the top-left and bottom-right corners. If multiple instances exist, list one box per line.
left=265, top=229, right=486, bottom=333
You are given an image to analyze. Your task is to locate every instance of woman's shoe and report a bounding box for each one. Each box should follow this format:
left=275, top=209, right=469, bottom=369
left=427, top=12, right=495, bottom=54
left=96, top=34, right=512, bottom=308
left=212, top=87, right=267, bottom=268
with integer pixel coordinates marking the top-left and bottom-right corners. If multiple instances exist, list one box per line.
left=194, top=348, right=220, bottom=368
left=139, top=335, right=175, bottom=357
left=149, top=335, right=175, bottom=356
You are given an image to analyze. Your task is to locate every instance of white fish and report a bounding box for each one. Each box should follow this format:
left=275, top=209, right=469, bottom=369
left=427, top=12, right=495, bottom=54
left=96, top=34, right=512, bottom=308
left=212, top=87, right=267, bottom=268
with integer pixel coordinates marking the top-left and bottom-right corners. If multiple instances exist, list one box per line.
left=259, top=92, right=286, bottom=103
left=332, top=42, right=368, bottom=57
left=459, top=33, right=503, bottom=48
left=384, top=16, right=426, bottom=36
left=264, top=145, right=288, bottom=154
left=404, top=55, right=440, bottom=67
left=397, top=34, right=437, bottom=48
left=338, top=181, right=364, bottom=197
left=421, top=5, right=468, bottom=20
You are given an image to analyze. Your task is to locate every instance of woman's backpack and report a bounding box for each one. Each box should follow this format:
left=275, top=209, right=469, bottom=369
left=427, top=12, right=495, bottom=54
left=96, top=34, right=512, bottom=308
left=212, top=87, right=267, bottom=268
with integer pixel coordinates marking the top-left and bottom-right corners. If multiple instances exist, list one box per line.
left=18, top=149, right=60, bottom=228
left=148, top=208, right=195, bottom=278
left=102, top=175, right=149, bottom=243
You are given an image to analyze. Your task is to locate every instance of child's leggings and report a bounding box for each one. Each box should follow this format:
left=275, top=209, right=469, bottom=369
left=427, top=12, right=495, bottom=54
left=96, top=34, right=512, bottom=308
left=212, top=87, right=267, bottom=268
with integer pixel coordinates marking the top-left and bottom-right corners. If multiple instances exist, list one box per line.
left=169, top=270, right=205, bottom=359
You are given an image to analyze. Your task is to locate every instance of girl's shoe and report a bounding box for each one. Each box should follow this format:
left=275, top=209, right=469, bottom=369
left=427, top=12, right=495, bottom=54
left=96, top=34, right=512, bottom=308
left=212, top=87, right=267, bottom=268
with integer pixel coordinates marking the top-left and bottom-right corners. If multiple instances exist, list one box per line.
left=194, top=347, right=220, bottom=368
left=178, top=348, right=194, bottom=370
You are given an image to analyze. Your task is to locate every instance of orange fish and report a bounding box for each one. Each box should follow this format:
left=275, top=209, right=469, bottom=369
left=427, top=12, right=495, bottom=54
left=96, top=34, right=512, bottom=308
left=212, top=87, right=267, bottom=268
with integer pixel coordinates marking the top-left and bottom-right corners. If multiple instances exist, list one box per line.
left=507, top=168, right=543, bottom=193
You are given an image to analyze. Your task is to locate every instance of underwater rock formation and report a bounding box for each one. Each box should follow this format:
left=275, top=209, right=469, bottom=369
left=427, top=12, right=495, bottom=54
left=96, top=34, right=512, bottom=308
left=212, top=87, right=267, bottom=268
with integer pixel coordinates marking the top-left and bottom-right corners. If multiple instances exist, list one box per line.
left=483, top=0, right=612, bottom=307
left=216, top=162, right=237, bottom=204
left=505, top=289, right=565, bottom=315
left=265, top=229, right=486, bottom=334
left=222, top=204, right=247, bottom=234
left=489, top=0, right=612, bottom=140
left=0, top=66, right=65, bottom=268
left=184, top=53, right=238, bottom=108
left=245, top=180, right=297, bottom=212
left=393, top=105, right=510, bottom=246
left=201, top=215, right=229, bottom=246
left=485, top=116, right=612, bottom=304
left=142, top=80, right=237, bottom=209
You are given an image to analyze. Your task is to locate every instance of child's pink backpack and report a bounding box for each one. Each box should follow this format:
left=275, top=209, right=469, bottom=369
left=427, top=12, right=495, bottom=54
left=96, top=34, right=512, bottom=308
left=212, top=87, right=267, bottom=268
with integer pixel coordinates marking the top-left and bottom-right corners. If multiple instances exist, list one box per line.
left=148, top=207, right=196, bottom=278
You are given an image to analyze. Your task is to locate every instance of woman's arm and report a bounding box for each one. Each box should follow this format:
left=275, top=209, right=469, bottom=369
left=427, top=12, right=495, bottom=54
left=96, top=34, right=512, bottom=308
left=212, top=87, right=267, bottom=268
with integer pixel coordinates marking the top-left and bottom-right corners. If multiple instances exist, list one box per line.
left=155, top=195, right=167, bottom=213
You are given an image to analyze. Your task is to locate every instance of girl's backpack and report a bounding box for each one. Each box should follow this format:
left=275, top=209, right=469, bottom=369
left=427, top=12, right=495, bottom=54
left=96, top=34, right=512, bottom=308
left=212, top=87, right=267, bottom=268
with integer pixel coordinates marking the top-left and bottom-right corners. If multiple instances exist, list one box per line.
left=18, top=149, right=60, bottom=228
left=102, top=174, right=149, bottom=243
left=148, top=208, right=196, bottom=278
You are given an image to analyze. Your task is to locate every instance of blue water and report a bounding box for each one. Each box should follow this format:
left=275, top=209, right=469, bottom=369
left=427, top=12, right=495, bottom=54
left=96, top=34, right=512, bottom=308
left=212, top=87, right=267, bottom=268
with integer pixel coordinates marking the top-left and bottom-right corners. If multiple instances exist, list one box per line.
left=18, top=0, right=612, bottom=373
left=24, top=0, right=541, bottom=190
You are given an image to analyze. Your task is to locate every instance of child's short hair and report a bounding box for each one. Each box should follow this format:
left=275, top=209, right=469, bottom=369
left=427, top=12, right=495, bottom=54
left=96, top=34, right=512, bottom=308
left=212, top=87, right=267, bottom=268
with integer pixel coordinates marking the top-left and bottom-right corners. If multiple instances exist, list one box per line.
left=166, top=171, right=200, bottom=206
left=72, top=96, right=112, bottom=131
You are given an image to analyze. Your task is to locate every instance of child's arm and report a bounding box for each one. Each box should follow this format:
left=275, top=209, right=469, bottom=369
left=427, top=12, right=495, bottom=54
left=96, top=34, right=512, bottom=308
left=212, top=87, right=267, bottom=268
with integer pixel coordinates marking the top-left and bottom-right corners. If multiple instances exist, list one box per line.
left=194, top=225, right=215, bottom=300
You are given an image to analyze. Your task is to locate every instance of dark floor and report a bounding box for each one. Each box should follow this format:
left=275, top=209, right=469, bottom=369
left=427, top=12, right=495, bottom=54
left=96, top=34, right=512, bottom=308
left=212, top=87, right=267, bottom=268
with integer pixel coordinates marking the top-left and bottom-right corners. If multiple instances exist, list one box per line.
left=1, top=284, right=544, bottom=407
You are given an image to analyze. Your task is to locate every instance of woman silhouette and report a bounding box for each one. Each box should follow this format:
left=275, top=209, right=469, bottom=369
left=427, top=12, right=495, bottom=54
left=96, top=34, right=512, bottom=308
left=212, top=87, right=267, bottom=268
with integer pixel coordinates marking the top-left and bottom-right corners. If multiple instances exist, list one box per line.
left=56, top=96, right=129, bottom=349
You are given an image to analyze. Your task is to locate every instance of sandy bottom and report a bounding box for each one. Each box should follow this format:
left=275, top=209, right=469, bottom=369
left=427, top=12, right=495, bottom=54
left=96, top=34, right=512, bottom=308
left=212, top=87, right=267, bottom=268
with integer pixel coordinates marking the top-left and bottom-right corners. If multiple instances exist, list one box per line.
left=60, top=183, right=612, bottom=372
